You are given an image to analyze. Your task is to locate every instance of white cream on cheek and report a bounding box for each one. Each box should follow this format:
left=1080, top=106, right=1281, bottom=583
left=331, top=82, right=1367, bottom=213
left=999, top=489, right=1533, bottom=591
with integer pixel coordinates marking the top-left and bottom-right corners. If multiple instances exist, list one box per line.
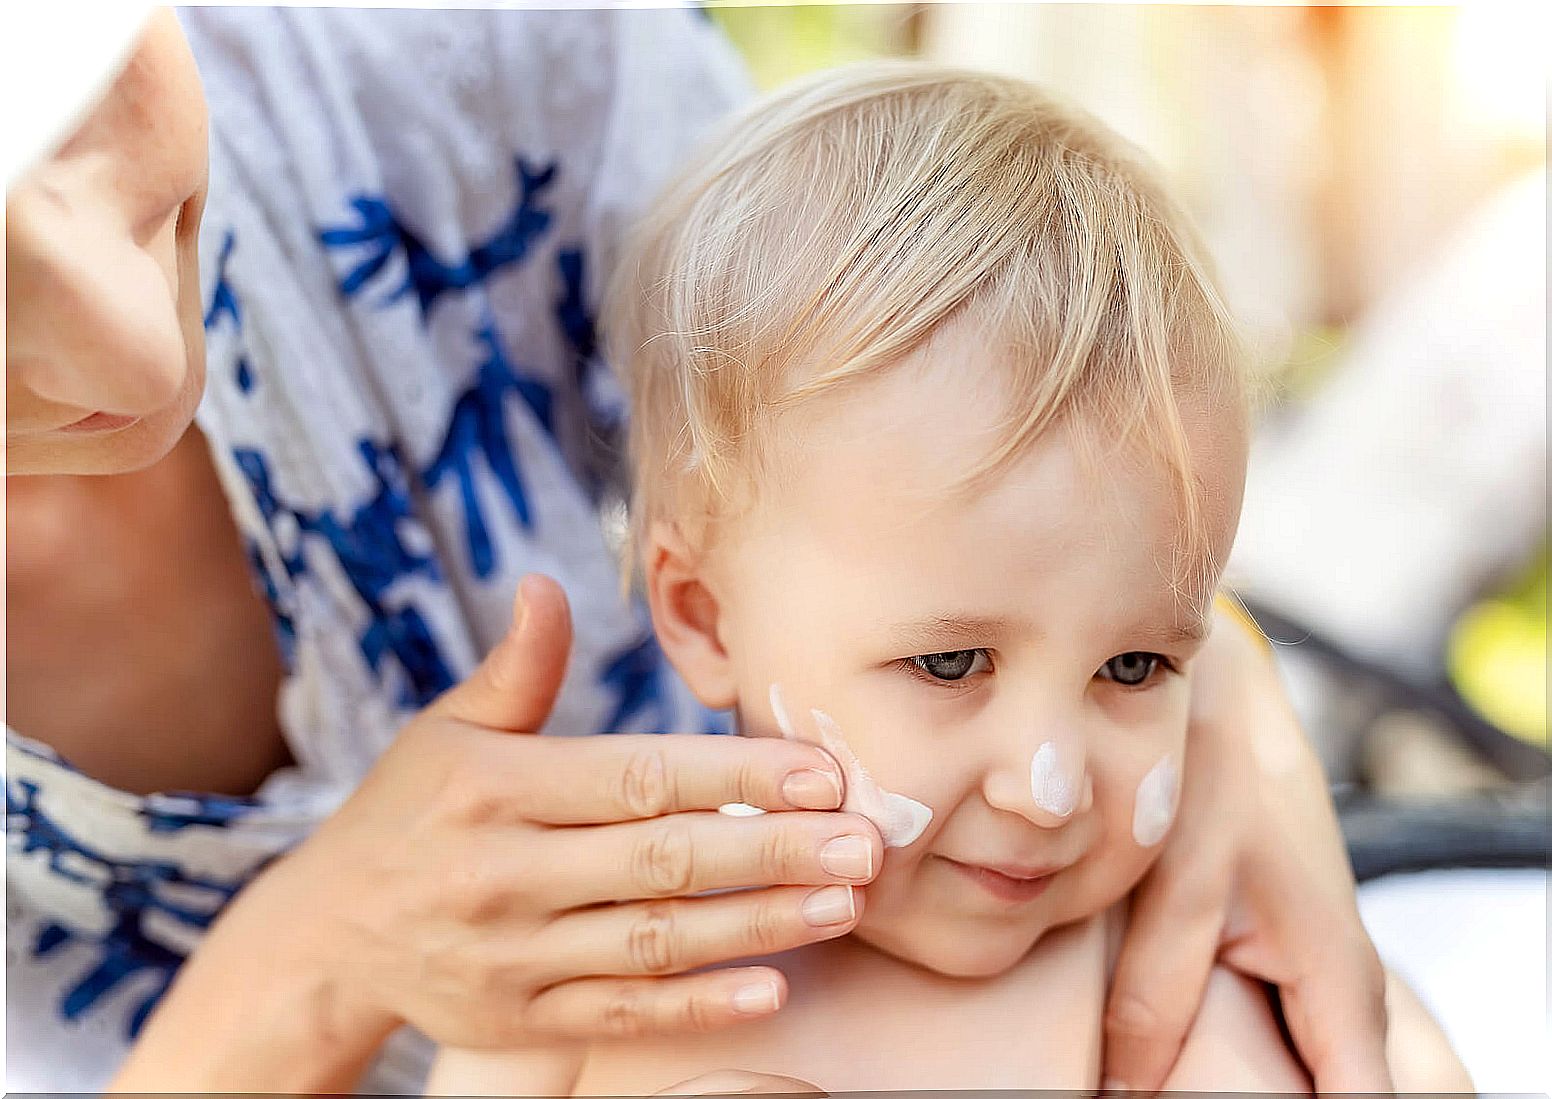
left=1028, top=740, right=1079, bottom=817
left=719, top=684, right=933, bottom=846
left=769, top=680, right=796, bottom=738
left=1131, top=753, right=1181, bottom=847
left=807, top=708, right=933, bottom=848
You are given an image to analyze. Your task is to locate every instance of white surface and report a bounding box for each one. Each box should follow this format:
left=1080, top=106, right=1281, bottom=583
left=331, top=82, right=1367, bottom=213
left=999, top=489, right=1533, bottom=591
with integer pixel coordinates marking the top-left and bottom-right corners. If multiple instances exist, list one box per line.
left=1358, top=867, right=1550, bottom=1094
left=1231, top=170, right=1547, bottom=679
left=2, top=3, right=154, bottom=186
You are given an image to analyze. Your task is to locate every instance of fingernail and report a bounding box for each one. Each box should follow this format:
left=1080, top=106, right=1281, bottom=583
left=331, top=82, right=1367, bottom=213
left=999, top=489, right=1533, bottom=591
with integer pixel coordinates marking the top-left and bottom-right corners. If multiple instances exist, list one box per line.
left=800, top=884, right=856, bottom=927
left=782, top=767, right=842, bottom=810
left=819, top=834, right=874, bottom=882
left=730, top=978, right=782, bottom=1016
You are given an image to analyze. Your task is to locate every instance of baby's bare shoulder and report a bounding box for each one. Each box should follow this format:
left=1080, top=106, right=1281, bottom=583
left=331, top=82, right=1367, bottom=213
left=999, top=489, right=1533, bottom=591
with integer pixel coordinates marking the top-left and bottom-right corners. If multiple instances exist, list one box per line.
left=1161, top=967, right=1313, bottom=1093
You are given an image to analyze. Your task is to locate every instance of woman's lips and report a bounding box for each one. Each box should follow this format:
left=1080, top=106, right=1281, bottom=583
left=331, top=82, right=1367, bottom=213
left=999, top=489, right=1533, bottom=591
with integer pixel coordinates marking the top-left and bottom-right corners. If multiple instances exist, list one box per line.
left=58, top=412, right=142, bottom=434
left=943, top=857, right=1060, bottom=903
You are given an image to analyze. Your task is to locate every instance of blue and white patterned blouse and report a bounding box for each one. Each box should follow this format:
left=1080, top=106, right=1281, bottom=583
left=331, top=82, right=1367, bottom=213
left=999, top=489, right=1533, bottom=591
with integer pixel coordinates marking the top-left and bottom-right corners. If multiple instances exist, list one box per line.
left=6, top=8, right=749, bottom=1090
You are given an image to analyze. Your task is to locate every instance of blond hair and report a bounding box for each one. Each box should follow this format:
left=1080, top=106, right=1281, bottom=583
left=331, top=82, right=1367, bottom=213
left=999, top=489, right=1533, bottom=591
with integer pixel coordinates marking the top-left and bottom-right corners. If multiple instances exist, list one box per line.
left=608, top=61, right=1245, bottom=594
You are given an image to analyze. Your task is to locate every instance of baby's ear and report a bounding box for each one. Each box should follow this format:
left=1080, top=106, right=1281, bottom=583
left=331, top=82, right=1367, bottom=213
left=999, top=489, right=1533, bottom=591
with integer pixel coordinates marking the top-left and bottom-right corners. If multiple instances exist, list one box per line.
left=643, top=520, right=738, bottom=710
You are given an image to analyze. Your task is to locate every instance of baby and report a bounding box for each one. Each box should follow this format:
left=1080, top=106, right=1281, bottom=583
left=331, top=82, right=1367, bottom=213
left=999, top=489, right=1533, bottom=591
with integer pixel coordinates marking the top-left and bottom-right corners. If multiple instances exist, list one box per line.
left=431, top=62, right=1468, bottom=1094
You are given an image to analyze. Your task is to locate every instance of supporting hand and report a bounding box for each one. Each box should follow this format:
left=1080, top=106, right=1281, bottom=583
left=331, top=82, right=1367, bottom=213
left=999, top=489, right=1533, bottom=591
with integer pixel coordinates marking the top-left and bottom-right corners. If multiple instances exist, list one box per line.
left=1101, top=601, right=1393, bottom=1094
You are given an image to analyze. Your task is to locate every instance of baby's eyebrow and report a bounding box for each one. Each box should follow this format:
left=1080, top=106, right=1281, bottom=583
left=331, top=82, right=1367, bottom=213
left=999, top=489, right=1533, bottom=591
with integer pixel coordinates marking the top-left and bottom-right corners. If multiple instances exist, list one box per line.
left=1129, top=616, right=1211, bottom=646
left=885, top=611, right=1210, bottom=653
left=887, top=614, right=1018, bottom=651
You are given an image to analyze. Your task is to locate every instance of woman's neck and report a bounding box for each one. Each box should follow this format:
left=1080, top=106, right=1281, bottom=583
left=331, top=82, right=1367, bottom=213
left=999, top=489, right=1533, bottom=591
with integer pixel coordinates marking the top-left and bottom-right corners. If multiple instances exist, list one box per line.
left=6, top=426, right=291, bottom=796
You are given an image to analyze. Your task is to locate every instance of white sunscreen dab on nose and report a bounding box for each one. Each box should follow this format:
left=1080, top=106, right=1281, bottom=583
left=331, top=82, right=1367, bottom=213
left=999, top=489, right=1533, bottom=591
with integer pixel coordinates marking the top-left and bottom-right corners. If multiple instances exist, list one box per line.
left=808, top=708, right=933, bottom=848
left=1029, top=741, right=1079, bottom=817
left=1131, top=753, right=1181, bottom=847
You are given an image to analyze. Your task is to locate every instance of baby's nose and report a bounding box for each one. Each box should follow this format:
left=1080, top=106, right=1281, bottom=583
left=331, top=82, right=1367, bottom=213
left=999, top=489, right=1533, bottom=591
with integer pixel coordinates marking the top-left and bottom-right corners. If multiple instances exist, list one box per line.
left=985, top=734, right=1092, bottom=828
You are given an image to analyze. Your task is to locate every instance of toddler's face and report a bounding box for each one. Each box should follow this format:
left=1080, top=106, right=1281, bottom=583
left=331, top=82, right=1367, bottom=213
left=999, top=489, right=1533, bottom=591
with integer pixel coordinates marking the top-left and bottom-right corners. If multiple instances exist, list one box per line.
left=664, top=321, right=1246, bottom=977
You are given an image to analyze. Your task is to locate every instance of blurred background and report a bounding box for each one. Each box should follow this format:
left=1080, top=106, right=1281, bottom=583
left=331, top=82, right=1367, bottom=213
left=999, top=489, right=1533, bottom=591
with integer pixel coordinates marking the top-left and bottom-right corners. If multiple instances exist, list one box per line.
left=708, top=2, right=1547, bottom=1090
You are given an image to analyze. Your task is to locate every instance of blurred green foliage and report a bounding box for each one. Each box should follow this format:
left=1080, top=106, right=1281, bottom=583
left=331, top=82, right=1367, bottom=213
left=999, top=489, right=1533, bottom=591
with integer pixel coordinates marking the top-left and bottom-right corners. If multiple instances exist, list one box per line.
left=707, top=3, right=917, bottom=89
left=1449, top=541, right=1548, bottom=747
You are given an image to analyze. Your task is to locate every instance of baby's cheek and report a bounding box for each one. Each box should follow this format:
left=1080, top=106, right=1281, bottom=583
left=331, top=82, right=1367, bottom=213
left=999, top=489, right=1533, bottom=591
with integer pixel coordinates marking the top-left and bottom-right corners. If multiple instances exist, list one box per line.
left=1052, top=819, right=1162, bottom=929
left=1083, top=751, right=1178, bottom=890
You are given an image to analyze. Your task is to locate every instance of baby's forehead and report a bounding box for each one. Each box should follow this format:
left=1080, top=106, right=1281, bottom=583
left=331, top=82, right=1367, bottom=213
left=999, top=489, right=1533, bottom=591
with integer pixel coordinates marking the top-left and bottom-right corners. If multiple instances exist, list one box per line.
left=746, top=393, right=1202, bottom=562
left=725, top=348, right=1235, bottom=613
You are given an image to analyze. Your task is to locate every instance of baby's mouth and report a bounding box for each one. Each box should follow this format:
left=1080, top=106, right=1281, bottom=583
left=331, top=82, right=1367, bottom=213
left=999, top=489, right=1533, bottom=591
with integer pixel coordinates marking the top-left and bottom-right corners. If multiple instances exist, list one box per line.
left=939, top=856, right=1063, bottom=903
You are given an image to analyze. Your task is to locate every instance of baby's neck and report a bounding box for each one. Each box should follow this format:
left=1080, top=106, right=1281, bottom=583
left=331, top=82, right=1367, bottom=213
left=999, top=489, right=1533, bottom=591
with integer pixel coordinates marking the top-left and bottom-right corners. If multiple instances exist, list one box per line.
left=574, top=908, right=1125, bottom=1096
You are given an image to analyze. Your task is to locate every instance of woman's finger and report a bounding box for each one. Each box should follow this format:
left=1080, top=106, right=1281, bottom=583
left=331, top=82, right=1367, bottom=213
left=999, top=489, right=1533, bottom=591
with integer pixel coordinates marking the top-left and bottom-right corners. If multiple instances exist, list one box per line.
left=1101, top=863, right=1230, bottom=1092
left=430, top=573, right=573, bottom=733
left=449, top=732, right=849, bottom=825
left=523, top=966, right=791, bottom=1041
left=529, top=884, right=864, bottom=982
left=1273, top=932, right=1395, bottom=1093
left=522, top=810, right=881, bottom=906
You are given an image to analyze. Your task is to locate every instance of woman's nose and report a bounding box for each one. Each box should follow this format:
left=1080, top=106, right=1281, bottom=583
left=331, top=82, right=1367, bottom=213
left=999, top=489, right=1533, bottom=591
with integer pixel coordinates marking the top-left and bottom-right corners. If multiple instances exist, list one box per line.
left=6, top=183, right=188, bottom=415
left=983, top=732, right=1093, bottom=828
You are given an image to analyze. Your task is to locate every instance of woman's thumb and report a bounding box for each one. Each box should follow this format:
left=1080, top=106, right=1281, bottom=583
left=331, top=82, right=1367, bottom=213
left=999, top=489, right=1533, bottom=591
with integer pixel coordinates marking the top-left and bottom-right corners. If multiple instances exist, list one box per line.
left=431, top=573, right=573, bottom=733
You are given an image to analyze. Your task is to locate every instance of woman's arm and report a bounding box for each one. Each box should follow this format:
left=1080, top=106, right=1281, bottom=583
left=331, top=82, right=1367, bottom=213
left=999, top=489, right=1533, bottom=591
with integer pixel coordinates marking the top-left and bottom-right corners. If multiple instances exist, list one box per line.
left=1382, top=969, right=1474, bottom=1093
left=1102, top=595, right=1393, bottom=1093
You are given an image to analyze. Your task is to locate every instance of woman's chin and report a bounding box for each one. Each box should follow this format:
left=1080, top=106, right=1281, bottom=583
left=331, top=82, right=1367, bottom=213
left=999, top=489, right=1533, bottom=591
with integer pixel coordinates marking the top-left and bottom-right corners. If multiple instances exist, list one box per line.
left=8, top=403, right=196, bottom=476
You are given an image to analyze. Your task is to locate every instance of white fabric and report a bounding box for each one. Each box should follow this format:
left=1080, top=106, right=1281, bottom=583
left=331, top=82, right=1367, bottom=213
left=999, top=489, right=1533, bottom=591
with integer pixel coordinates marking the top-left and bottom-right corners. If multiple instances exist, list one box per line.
left=6, top=8, right=749, bottom=1091
left=1359, top=868, right=1550, bottom=1095
left=1231, top=169, right=1547, bottom=678
left=0, top=2, right=154, bottom=187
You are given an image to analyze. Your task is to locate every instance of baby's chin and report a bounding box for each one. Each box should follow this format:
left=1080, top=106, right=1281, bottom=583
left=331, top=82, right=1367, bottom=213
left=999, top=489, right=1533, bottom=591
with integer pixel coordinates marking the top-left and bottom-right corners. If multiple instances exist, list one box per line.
left=850, top=910, right=1052, bottom=980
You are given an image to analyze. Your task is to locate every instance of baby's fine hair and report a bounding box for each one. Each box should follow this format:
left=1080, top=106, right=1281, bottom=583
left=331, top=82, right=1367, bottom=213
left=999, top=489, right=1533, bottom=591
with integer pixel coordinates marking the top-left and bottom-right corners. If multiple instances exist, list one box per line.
left=608, top=60, right=1246, bottom=586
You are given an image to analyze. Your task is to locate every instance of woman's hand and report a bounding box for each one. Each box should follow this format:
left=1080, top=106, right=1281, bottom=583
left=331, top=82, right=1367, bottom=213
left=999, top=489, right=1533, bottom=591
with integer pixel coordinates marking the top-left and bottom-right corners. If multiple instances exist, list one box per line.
left=1101, top=601, right=1393, bottom=1093
left=114, top=575, right=880, bottom=1092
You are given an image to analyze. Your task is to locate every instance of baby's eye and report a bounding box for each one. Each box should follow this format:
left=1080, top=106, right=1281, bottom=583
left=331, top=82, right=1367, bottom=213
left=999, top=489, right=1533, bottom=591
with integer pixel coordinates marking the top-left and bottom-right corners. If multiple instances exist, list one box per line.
left=1098, top=651, right=1165, bottom=687
left=910, top=649, right=991, bottom=682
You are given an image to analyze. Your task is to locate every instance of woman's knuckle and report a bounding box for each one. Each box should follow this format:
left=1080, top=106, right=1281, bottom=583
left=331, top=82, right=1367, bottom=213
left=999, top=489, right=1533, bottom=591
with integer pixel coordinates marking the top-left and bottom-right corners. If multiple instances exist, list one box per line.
left=681, top=991, right=720, bottom=1033
left=634, top=824, right=696, bottom=897
left=601, top=985, right=650, bottom=1038
left=737, top=753, right=772, bottom=806
left=619, top=747, right=673, bottom=818
left=627, top=901, right=680, bottom=975
left=436, top=764, right=503, bottom=826
left=758, top=824, right=800, bottom=883
left=442, top=864, right=500, bottom=923
left=746, top=899, right=791, bottom=953
left=1105, top=989, right=1163, bottom=1040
